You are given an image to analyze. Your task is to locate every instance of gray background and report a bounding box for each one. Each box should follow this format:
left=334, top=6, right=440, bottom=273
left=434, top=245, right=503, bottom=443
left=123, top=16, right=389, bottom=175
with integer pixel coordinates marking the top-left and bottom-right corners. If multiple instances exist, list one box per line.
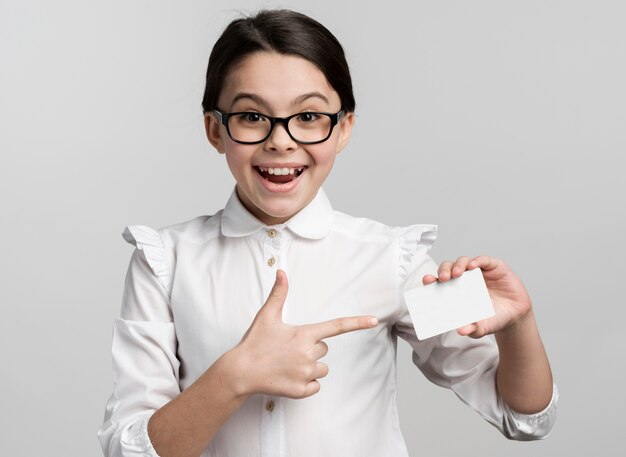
left=1, top=0, right=624, bottom=455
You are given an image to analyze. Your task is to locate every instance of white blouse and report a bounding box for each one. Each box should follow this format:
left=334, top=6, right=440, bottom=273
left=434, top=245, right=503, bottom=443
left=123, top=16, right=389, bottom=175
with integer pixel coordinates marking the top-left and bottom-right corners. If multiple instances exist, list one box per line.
left=97, top=187, right=557, bottom=457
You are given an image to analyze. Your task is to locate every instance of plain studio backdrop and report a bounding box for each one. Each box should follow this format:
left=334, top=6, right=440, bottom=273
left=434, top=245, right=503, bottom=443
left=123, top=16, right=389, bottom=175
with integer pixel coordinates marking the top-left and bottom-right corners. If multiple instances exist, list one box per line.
left=1, top=0, right=624, bottom=455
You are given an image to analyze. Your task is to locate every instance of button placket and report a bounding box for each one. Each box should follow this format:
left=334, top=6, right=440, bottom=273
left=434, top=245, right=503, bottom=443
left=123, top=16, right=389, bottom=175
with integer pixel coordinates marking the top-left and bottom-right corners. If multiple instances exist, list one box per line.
left=261, top=395, right=284, bottom=456
left=260, top=229, right=288, bottom=456
left=264, top=229, right=282, bottom=270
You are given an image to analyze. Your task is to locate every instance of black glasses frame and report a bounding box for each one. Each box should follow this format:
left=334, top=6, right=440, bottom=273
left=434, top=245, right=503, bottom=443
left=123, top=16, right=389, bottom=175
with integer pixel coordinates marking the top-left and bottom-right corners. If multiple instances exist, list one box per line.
left=212, top=109, right=346, bottom=145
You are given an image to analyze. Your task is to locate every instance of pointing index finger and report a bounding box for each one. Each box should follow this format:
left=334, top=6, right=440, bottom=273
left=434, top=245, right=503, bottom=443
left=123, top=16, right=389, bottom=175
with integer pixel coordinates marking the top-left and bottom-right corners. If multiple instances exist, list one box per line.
left=305, top=316, right=379, bottom=341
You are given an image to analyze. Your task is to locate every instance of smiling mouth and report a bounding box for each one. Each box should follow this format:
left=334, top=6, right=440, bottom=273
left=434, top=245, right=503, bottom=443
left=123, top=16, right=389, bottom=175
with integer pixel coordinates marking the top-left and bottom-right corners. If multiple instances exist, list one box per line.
left=254, top=166, right=307, bottom=184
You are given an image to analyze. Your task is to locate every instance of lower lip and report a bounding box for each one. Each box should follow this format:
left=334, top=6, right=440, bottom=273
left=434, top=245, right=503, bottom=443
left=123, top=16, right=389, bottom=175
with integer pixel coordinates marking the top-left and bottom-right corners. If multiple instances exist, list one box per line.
left=254, top=168, right=305, bottom=193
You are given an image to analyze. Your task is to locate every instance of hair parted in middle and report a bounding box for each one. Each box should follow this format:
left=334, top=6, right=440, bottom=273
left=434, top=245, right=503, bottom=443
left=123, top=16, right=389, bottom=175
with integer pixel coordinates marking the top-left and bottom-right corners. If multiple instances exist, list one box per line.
left=202, top=9, right=355, bottom=114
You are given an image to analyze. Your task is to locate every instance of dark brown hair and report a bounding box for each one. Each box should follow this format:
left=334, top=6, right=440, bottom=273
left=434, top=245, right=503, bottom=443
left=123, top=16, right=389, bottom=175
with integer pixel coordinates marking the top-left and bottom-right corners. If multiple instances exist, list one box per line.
left=202, top=9, right=355, bottom=113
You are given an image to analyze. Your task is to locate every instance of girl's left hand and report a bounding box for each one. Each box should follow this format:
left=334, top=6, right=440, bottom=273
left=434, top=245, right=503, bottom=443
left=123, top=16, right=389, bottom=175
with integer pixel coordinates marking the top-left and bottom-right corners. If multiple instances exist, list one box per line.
left=422, top=256, right=532, bottom=338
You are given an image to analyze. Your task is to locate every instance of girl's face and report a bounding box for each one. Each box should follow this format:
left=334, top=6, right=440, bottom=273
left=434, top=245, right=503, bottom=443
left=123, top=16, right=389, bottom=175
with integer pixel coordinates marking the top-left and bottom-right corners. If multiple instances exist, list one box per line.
left=205, top=52, right=354, bottom=225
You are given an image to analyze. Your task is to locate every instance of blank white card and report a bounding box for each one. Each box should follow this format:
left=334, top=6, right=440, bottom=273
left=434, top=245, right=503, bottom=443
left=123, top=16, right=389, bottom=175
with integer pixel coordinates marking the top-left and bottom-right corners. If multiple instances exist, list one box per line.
left=404, top=268, right=495, bottom=340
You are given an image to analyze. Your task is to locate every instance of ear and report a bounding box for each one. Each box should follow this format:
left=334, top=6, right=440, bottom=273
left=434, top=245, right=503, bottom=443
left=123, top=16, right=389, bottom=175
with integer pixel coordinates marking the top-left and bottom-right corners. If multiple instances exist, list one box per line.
left=204, top=112, right=225, bottom=154
left=335, top=112, right=355, bottom=155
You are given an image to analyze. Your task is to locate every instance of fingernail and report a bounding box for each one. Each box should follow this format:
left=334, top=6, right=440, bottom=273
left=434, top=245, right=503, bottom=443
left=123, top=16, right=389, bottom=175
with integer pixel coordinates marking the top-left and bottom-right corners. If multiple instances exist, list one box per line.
left=369, top=317, right=379, bottom=326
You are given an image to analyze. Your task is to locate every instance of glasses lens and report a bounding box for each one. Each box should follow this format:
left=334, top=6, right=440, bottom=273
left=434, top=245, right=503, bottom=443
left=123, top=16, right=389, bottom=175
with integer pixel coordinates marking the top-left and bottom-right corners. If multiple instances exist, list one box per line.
left=288, top=113, right=332, bottom=143
left=229, top=113, right=272, bottom=143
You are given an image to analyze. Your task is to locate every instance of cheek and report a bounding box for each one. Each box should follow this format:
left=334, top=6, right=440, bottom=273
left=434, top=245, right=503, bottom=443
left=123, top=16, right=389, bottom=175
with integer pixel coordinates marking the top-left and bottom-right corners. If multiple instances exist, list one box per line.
left=309, top=144, right=338, bottom=170
left=224, top=148, right=253, bottom=178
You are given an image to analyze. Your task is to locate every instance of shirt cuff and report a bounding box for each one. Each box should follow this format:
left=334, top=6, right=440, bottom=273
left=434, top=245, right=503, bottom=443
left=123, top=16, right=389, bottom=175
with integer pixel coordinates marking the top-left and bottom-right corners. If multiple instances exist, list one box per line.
left=120, top=415, right=161, bottom=456
left=501, top=383, right=559, bottom=440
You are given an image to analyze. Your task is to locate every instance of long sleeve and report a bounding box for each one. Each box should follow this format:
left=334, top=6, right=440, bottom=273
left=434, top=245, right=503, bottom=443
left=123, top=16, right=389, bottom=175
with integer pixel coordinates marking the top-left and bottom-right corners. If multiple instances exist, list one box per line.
left=392, top=225, right=558, bottom=440
left=98, top=226, right=180, bottom=457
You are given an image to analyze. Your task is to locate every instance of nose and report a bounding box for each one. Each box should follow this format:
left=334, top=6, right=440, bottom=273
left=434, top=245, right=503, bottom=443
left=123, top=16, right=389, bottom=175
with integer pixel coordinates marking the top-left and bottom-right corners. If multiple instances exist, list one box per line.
left=265, top=120, right=297, bottom=152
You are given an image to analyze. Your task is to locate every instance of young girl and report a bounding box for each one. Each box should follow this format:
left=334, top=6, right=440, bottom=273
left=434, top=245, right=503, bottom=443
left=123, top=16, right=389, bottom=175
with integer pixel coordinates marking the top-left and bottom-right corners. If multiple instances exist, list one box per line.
left=98, top=9, right=557, bottom=457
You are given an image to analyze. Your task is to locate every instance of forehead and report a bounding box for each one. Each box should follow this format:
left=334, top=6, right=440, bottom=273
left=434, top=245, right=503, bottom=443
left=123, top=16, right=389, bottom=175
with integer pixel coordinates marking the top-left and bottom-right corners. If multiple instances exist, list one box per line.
left=219, top=52, right=340, bottom=110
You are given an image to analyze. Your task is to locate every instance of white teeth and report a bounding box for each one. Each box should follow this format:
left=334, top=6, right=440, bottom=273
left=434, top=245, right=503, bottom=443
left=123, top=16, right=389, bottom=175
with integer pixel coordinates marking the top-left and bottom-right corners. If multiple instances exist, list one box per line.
left=257, top=166, right=305, bottom=175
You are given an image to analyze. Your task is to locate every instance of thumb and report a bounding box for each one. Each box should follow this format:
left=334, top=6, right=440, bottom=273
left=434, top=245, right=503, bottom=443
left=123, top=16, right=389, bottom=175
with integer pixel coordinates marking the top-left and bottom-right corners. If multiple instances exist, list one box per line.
left=260, top=269, right=288, bottom=322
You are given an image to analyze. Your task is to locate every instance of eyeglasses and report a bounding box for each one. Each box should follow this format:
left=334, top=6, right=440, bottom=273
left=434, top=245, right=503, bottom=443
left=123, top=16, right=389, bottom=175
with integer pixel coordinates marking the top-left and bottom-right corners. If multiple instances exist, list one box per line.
left=212, top=109, right=345, bottom=145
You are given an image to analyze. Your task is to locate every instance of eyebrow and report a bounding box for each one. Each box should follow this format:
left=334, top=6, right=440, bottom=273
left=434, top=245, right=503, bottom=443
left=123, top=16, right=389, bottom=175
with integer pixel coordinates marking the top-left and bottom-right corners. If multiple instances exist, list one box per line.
left=293, top=92, right=330, bottom=105
left=230, top=93, right=268, bottom=109
left=230, top=91, right=330, bottom=110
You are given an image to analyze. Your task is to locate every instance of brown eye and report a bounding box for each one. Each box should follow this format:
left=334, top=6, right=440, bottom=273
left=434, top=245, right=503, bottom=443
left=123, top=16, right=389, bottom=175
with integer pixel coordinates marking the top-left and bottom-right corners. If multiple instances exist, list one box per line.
left=241, top=113, right=266, bottom=123
left=297, top=112, right=320, bottom=123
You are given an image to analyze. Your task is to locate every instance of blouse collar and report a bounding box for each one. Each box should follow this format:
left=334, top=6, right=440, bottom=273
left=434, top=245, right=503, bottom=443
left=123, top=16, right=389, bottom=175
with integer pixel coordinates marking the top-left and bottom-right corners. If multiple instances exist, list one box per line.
left=220, top=186, right=334, bottom=240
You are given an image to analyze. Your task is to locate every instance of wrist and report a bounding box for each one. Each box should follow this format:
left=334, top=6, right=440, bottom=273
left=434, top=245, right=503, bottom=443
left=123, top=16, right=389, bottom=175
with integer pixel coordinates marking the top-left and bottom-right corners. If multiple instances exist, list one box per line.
left=215, top=347, right=253, bottom=399
left=496, top=306, right=536, bottom=341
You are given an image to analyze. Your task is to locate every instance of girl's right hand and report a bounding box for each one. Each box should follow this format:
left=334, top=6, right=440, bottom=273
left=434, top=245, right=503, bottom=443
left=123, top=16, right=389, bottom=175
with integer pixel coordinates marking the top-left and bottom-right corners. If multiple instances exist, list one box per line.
left=229, top=269, right=378, bottom=399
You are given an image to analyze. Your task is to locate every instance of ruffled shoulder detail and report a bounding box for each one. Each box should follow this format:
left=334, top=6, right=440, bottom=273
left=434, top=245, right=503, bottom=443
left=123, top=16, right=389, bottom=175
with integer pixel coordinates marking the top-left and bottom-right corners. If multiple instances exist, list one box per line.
left=122, top=225, right=171, bottom=294
left=396, top=224, right=438, bottom=281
